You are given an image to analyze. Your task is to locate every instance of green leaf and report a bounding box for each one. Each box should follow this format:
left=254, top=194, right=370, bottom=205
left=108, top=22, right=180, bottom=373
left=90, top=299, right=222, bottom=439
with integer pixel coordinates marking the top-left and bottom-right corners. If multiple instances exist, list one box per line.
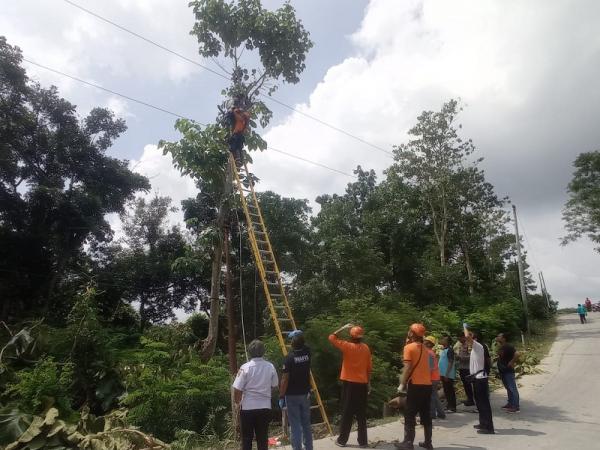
left=0, top=408, right=33, bottom=445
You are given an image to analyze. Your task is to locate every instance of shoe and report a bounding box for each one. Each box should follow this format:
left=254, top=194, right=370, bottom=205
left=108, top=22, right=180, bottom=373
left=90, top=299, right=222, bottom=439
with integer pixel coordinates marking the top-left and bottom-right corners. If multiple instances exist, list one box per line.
left=501, top=404, right=510, bottom=409
left=477, top=429, right=495, bottom=435
left=359, top=445, right=369, bottom=449
left=473, top=424, right=483, bottom=429
left=436, top=415, right=446, bottom=420
left=394, top=442, right=414, bottom=450
left=334, top=441, right=346, bottom=447
left=444, top=409, right=456, bottom=413
left=463, top=401, right=475, bottom=406
left=506, top=407, right=520, bottom=413
left=418, top=442, right=434, bottom=450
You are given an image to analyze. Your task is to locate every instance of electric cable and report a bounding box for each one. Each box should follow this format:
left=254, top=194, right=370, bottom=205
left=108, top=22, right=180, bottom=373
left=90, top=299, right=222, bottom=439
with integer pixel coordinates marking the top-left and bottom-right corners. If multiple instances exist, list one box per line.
left=62, top=0, right=394, bottom=157
left=22, top=57, right=356, bottom=178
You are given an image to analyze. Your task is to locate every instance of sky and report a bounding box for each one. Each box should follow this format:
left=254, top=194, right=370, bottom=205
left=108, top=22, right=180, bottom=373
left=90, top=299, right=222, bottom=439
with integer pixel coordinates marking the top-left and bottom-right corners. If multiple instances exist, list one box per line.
left=2, top=0, right=600, bottom=308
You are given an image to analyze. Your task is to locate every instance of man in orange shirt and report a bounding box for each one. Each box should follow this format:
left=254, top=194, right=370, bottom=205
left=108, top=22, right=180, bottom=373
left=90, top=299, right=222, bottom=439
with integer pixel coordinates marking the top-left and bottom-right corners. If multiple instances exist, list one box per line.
left=396, top=324, right=433, bottom=450
left=328, top=323, right=372, bottom=448
left=226, top=99, right=250, bottom=165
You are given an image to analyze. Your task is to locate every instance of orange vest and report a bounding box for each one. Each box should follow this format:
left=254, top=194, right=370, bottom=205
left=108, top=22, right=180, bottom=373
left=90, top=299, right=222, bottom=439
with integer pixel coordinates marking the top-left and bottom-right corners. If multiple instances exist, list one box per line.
left=232, top=108, right=250, bottom=134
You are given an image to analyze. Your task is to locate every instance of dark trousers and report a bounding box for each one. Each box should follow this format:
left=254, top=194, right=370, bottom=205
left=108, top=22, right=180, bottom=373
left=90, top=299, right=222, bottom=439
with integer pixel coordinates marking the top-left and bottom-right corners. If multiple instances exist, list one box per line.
left=441, top=378, right=457, bottom=410
left=337, top=381, right=368, bottom=446
left=459, top=369, right=474, bottom=403
left=473, top=378, right=494, bottom=431
left=580, top=314, right=587, bottom=324
left=240, top=408, right=271, bottom=450
left=228, top=133, right=245, bottom=162
left=403, top=383, right=433, bottom=445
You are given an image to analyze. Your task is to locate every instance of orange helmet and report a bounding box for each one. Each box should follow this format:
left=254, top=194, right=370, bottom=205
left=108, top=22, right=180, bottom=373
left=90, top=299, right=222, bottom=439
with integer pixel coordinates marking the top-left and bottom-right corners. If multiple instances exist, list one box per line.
left=350, top=326, right=365, bottom=339
left=409, top=323, right=426, bottom=337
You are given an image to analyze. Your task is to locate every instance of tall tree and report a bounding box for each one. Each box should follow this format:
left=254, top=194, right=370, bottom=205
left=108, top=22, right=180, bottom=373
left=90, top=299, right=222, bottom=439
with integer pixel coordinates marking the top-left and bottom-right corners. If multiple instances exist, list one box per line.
left=391, top=100, right=475, bottom=267
left=0, top=37, right=149, bottom=320
left=160, top=0, right=312, bottom=360
left=562, top=150, right=600, bottom=251
left=118, top=196, right=191, bottom=331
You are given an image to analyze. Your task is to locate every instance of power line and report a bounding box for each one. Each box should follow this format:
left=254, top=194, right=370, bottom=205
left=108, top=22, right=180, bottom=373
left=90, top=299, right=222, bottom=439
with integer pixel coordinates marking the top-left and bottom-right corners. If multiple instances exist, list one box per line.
left=23, top=58, right=187, bottom=120
left=22, top=57, right=356, bottom=179
left=62, top=0, right=394, bottom=157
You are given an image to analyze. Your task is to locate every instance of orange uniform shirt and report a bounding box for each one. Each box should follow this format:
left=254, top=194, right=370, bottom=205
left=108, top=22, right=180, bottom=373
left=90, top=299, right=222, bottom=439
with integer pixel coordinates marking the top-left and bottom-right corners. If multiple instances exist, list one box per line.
left=232, top=108, right=250, bottom=133
left=428, top=349, right=440, bottom=381
left=328, top=334, right=372, bottom=384
left=403, top=342, right=431, bottom=386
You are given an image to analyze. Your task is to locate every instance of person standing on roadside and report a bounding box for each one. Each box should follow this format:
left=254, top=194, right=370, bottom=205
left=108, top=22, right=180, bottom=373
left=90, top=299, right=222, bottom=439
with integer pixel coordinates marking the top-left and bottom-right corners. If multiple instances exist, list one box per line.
left=424, top=336, right=445, bottom=420
left=439, top=335, right=457, bottom=413
left=464, top=325, right=495, bottom=435
left=577, top=304, right=588, bottom=324
left=395, top=323, right=433, bottom=450
left=454, top=335, right=475, bottom=406
left=329, top=323, right=372, bottom=448
left=280, top=330, right=313, bottom=450
left=495, top=333, right=520, bottom=413
left=233, top=339, right=279, bottom=450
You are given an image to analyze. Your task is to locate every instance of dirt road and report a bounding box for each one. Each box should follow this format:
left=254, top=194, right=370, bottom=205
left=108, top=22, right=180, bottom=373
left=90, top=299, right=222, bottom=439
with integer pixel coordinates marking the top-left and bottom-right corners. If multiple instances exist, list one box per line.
left=314, top=314, right=600, bottom=449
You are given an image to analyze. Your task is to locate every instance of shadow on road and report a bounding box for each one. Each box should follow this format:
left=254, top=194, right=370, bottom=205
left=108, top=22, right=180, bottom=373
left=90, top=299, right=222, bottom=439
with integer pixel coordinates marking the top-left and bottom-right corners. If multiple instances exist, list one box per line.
left=369, top=444, right=487, bottom=450
left=495, top=427, right=545, bottom=436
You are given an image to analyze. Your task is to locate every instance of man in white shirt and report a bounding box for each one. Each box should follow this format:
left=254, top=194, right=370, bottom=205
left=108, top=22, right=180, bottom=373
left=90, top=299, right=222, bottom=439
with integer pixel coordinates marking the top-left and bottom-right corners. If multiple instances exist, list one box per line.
left=233, top=339, right=279, bottom=450
left=464, top=326, right=495, bottom=435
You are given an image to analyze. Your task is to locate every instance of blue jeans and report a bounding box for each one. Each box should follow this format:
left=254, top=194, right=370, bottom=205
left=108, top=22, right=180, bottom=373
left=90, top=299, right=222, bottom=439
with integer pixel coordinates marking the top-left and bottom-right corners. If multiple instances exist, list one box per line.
left=501, top=371, right=520, bottom=408
left=286, top=394, right=313, bottom=450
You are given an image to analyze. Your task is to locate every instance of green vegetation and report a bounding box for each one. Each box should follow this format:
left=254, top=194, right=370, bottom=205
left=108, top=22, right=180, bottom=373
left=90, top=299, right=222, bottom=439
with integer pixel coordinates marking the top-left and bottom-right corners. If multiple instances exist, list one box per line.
left=1, top=1, right=560, bottom=447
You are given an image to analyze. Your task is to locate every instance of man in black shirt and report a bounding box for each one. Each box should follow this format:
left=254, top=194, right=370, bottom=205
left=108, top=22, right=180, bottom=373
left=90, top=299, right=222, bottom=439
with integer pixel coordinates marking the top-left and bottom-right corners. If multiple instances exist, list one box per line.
left=280, top=330, right=313, bottom=450
left=495, top=333, right=520, bottom=413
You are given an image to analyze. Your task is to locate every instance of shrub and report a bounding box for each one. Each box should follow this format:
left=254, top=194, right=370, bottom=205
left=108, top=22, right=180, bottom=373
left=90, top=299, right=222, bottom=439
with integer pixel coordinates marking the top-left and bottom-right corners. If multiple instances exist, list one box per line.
left=5, top=357, right=74, bottom=417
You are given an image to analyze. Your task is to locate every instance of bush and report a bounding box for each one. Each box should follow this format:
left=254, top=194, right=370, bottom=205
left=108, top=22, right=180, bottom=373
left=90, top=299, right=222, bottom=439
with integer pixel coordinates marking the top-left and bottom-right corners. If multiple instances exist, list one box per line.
left=5, top=357, right=74, bottom=417
left=121, top=337, right=231, bottom=442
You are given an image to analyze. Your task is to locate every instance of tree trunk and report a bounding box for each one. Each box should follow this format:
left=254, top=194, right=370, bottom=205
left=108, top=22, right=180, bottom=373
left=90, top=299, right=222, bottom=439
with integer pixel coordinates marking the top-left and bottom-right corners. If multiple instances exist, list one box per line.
left=200, top=168, right=233, bottom=361
left=139, top=297, right=146, bottom=333
left=224, top=225, right=238, bottom=374
left=462, top=243, right=474, bottom=295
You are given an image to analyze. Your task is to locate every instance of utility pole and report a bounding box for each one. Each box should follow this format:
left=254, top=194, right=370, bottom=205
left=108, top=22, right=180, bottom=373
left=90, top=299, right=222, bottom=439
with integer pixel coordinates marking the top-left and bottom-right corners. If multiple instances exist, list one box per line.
left=538, top=272, right=547, bottom=313
left=540, top=271, right=551, bottom=311
left=512, top=205, right=530, bottom=334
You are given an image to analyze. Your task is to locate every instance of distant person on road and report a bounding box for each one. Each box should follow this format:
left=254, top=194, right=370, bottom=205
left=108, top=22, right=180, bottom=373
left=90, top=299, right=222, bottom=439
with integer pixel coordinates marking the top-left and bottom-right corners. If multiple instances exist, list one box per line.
left=280, top=330, right=313, bottom=450
left=396, top=323, right=433, bottom=450
left=464, top=325, right=495, bottom=435
left=495, top=333, right=520, bottom=413
left=233, top=339, right=279, bottom=450
left=585, top=297, right=592, bottom=312
left=439, top=335, right=457, bottom=413
left=577, top=304, right=588, bottom=324
left=424, top=336, right=445, bottom=420
left=454, top=335, right=475, bottom=406
left=329, top=323, right=372, bottom=448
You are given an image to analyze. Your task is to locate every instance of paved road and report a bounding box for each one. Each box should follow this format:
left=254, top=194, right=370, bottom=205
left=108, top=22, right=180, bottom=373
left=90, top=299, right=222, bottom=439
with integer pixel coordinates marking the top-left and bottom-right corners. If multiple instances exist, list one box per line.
left=314, top=314, right=600, bottom=449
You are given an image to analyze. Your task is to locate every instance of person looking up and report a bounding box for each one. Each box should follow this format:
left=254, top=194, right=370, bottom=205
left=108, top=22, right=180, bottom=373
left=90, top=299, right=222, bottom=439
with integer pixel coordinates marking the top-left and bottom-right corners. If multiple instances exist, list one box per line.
left=328, top=323, right=372, bottom=448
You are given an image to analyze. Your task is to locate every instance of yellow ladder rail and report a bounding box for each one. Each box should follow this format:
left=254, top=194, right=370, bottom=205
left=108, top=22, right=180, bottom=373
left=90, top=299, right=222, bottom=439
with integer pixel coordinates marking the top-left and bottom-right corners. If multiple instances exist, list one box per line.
left=229, top=155, right=332, bottom=436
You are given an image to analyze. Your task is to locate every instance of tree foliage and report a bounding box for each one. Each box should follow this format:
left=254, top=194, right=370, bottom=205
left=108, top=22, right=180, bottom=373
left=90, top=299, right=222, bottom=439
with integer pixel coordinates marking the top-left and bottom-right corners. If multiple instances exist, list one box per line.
left=0, top=37, right=149, bottom=321
left=562, top=150, right=600, bottom=250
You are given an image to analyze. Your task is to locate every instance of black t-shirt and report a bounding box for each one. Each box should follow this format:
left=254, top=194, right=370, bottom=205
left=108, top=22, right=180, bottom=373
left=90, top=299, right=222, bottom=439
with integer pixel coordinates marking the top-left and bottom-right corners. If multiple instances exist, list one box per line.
left=497, top=343, right=516, bottom=372
left=282, top=346, right=311, bottom=395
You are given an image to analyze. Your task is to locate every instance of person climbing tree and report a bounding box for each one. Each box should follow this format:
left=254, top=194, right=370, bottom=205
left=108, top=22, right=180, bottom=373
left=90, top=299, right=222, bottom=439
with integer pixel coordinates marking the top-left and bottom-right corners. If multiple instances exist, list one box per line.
left=226, top=98, right=251, bottom=165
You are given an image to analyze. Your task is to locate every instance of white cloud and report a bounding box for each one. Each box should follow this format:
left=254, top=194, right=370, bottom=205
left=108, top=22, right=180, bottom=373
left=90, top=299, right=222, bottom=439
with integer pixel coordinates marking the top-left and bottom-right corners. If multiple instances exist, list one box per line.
left=128, top=145, right=197, bottom=226
left=251, top=0, right=600, bottom=307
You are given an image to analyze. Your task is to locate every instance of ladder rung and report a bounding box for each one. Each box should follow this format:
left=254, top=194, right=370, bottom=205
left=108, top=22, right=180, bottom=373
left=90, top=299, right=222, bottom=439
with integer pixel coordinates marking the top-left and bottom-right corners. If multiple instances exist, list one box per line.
left=310, top=405, right=320, bottom=410
left=278, top=318, right=292, bottom=322
left=256, top=240, right=268, bottom=245
left=273, top=305, right=286, bottom=309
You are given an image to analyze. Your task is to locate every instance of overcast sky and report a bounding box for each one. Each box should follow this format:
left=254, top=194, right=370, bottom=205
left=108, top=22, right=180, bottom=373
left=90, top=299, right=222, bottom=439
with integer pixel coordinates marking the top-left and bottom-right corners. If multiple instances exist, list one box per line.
left=3, top=0, right=600, bottom=307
